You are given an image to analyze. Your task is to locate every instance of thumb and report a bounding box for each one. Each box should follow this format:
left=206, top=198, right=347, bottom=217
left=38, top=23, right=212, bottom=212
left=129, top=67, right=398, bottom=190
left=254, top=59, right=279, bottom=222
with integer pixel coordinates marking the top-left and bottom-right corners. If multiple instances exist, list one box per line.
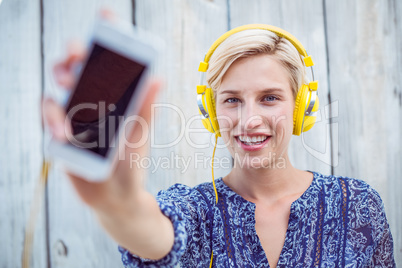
left=136, top=79, right=161, bottom=125
left=127, top=78, right=161, bottom=144
left=116, top=78, right=161, bottom=169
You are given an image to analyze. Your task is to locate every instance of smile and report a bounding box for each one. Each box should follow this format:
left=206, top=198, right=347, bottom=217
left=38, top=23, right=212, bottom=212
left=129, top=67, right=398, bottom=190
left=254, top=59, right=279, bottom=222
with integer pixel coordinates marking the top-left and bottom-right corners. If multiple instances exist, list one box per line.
left=238, top=135, right=269, bottom=145
left=235, top=135, right=271, bottom=151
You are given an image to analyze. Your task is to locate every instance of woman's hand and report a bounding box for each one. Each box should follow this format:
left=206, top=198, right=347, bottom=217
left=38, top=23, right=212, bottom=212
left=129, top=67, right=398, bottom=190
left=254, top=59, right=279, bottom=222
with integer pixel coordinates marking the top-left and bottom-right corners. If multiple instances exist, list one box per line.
left=43, top=40, right=161, bottom=210
left=42, top=40, right=174, bottom=260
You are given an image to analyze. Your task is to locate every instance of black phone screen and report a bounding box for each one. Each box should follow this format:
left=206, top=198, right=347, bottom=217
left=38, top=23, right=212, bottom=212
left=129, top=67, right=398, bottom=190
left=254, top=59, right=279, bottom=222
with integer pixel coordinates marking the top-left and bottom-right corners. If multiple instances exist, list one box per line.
left=65, top=43, right=146, bottom=157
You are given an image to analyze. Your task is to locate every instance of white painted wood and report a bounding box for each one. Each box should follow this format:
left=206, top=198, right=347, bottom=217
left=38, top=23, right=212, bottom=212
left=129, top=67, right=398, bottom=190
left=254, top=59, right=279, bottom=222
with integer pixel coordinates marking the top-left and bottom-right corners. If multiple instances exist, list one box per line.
left=0, top=0, right=46, bottom=267
left=229, top=0, right=332, bottom=175
left=42, top=1, right=133, bottom=267
left=1, top=0, right=401, bottom=267
left=324, top=0, right=401, bottom=264
left=135, top=0, right=231, bottom=195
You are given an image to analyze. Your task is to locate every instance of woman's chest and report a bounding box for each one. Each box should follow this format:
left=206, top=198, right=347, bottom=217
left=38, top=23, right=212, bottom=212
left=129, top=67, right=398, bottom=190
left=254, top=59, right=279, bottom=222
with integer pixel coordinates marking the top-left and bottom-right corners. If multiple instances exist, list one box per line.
left=208, top=200, right=377, bottom=267
left=254, top=203, right=292, bottom=267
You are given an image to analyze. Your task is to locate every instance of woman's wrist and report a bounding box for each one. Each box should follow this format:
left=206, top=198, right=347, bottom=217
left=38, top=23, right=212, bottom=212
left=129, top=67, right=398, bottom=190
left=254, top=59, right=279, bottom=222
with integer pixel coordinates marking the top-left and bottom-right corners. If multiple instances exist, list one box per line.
left=95, top=190, right=174, bottom=260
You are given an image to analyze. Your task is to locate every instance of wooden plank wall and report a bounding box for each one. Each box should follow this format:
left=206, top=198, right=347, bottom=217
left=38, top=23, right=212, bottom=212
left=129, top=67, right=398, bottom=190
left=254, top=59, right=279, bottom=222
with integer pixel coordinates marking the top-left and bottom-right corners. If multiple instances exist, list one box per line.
left=0, top=0, right=46, bottom=267
left=0, top=0, right=400, bottom=267
left=325, top=0, right=402, bottom=263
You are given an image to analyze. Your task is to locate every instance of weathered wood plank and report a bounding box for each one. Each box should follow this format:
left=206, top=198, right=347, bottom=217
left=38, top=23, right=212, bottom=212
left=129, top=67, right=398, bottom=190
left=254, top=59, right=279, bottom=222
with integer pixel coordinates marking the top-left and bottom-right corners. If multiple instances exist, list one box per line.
left=42, top=1, right=132, bottom=267
left=135, top=0, right=231, bottom=195
left=0, top=0, right=46, bottom=267
left=324, top=0, right=402, bottom=263
left=1, top=0, right=401, bottom=267
left=387, top=0, right=402, bottom=262
left=228, top=0, right=332, bottom=175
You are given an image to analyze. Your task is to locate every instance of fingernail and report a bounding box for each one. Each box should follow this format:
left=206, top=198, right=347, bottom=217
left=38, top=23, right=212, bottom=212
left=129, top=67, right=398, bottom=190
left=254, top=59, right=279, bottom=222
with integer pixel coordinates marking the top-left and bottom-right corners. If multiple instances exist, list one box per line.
left=53, top=124, right=66, bottom=139
left=58, top=72, right=69, bottom=84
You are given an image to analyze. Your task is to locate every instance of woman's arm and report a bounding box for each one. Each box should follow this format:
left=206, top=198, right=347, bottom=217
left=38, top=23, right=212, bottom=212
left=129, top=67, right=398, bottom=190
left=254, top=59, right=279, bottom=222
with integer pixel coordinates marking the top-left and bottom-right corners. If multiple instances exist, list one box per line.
left=368, top=187, right=396, bottom=267
left=96, top=190, right=174, bottom=260
left=43, top=41, right=174, bottom=261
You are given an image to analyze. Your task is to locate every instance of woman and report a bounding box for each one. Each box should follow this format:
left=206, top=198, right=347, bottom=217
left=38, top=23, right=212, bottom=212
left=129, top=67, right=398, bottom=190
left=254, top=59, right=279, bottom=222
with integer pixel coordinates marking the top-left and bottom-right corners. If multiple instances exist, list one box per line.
left=44, top=24, right=396, bottom=267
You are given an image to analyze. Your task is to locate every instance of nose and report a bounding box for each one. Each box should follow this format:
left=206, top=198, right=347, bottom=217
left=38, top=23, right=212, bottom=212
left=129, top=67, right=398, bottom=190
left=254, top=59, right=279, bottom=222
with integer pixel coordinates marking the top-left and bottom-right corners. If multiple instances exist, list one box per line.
left=241, top=103, right=264, bottom=131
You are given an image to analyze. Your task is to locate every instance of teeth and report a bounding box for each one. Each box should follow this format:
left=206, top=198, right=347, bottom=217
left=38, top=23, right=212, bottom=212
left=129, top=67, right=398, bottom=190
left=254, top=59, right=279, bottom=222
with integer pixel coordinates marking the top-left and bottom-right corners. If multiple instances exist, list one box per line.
left=238, top=135, right=268, bottom=144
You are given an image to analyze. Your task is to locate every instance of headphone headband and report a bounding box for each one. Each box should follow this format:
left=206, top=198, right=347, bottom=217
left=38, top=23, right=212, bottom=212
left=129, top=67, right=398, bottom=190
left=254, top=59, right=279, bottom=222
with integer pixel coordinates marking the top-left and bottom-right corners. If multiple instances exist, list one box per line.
left=199, top=24, right=314, bottom=72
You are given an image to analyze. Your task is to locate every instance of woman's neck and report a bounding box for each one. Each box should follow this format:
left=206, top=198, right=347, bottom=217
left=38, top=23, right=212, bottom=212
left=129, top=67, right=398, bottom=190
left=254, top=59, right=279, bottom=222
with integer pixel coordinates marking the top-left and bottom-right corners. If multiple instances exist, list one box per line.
left=223, top=155, right=312, bottom=205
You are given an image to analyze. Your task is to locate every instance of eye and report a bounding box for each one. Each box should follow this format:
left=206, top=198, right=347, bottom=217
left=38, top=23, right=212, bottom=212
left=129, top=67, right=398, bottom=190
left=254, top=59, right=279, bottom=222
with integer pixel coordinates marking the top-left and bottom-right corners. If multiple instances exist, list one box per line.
left=225, top=97, right=240, bottom=103
left=263, top=95, right=279, bottom=102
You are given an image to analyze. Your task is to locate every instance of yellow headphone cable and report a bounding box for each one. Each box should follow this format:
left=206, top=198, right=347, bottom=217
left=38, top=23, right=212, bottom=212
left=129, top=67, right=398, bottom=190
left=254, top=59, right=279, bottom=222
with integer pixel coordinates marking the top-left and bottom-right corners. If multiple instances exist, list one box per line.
left=209, top=134, right=219, bottom=267
left=22, top=160, right=51, bottom=268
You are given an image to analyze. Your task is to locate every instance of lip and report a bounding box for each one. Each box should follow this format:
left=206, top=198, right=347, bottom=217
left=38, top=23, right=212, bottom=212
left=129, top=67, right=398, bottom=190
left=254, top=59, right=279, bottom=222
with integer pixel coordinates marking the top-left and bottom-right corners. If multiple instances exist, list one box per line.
left=235, top=134, right=271, bottom=152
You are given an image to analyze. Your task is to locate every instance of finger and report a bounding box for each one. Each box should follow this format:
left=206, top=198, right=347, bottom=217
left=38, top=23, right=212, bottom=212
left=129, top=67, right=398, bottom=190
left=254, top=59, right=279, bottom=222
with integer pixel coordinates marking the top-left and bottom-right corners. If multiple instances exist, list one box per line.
left=116, top=79, right=162, bottom=170
left=53, top=63, right=76, bottom=89
left=66, top=40, right=86, bottom=66
left=42, top=98, right=72, bottom=141
left=126, top=79, right=161, bottom=145
left=53, top=41, right=86, bottom=90
left=99, top=8, right=116, bottom=21
left=137, top=79, right=162, bottom=123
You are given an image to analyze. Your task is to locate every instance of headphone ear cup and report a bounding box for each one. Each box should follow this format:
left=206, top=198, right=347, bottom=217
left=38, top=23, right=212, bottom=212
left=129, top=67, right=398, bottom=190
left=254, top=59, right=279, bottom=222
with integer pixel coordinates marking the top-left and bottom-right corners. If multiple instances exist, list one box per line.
left=302, top=116, right=316, bottom=132
left=302, top=95, right=319, bottom=132
left=293, top=84, right=309, bottom=136
left=206, top=88, right=221, bottom=136
left=198, top=88, right=221, bottom=136
left=293, top=85, right=319, bottom=135
left=199, top=110, right=214, bottom=133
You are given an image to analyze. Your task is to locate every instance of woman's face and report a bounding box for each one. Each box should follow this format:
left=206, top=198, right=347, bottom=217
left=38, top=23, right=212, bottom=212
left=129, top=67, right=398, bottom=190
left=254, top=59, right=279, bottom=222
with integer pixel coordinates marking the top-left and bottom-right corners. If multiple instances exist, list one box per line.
left=215, top=54, right=295, bottom=169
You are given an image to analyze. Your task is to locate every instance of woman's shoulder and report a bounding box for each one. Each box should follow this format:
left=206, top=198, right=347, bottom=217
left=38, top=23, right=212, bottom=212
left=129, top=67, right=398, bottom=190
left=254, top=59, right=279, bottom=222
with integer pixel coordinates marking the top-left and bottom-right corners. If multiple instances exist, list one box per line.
left=313, top=171, right=373, bottom=191
left=155, top=179, right=218, bottom=205
left=156, top=179, right=215, bottom=194
left=312, top=171, right=385, bottom=210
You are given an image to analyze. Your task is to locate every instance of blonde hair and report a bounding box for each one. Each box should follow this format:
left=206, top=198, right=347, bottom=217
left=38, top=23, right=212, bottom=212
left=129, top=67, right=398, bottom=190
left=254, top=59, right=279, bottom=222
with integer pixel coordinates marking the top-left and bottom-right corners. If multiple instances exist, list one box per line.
left=206, top=29, right=306, bottom=99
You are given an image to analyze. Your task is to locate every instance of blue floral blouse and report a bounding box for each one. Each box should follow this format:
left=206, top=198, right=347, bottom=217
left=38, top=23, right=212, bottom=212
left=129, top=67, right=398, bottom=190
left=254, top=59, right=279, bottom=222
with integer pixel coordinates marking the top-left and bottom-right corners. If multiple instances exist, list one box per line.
left=119, top=172, right=396, bottom=267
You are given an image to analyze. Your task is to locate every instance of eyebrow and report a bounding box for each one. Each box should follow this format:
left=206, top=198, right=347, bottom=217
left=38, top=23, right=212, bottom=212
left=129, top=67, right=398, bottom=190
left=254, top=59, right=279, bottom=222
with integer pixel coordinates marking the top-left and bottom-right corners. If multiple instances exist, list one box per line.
left=219, top=88, right=285, bottom=95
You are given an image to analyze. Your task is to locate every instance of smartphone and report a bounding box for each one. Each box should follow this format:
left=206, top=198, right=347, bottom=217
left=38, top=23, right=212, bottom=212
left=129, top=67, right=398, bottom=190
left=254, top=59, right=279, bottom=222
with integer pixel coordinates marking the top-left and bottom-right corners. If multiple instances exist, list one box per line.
left=47, top=18, right=157, bottom=181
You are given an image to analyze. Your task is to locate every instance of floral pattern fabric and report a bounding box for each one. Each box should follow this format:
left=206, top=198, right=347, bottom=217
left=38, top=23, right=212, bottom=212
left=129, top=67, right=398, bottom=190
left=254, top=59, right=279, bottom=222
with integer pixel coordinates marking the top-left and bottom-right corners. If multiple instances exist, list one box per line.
left=119, top=172, right=396, bottom=267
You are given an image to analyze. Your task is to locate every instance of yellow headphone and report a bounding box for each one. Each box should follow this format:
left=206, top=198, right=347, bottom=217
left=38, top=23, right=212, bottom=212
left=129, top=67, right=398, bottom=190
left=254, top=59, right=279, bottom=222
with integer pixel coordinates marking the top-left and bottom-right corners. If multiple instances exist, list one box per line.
left=196, top=24, right=319, bottom=137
